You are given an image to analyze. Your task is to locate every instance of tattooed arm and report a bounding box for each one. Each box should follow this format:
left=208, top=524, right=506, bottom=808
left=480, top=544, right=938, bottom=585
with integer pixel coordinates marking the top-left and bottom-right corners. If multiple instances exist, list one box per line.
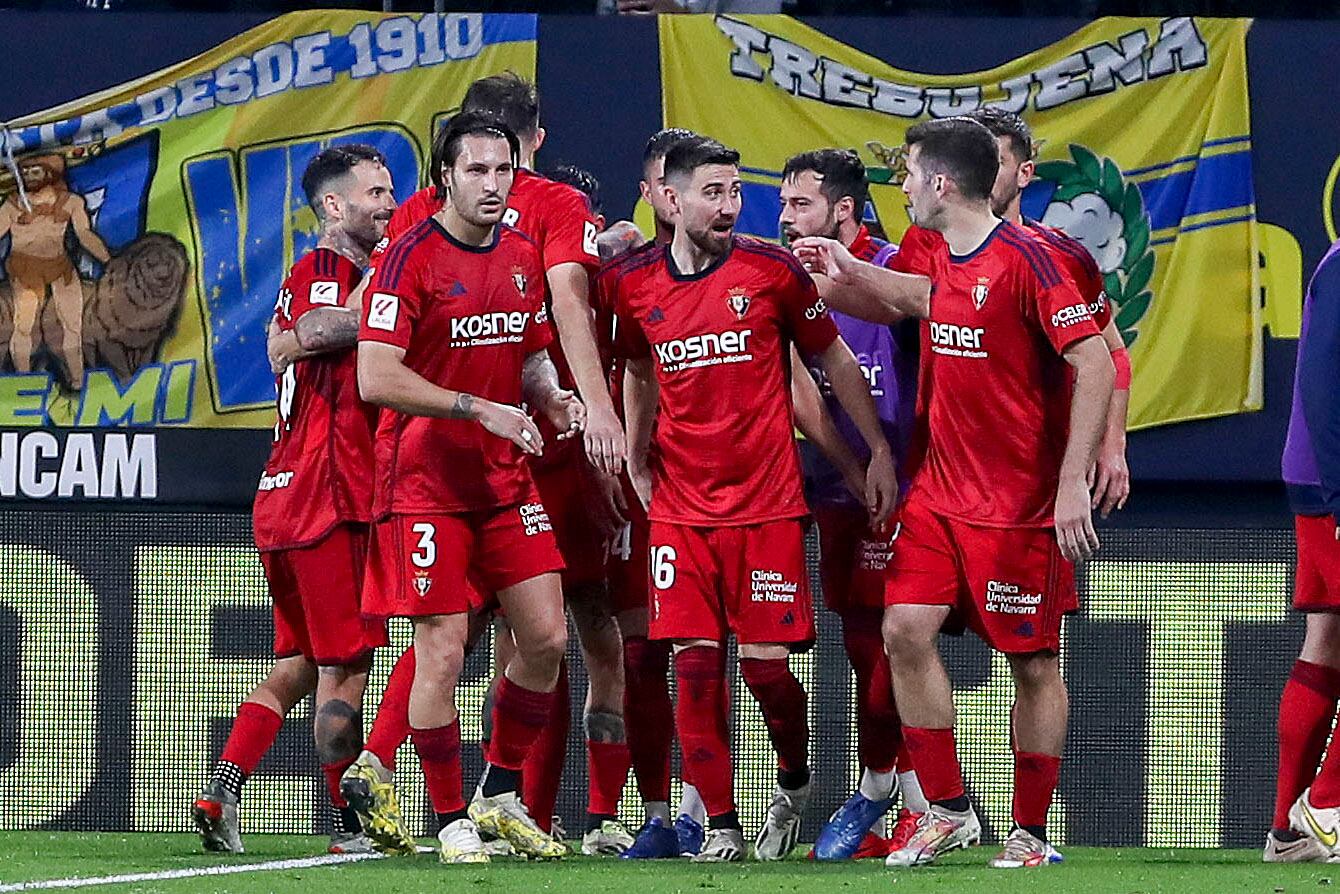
left=522, top=349, right=586, bottom=441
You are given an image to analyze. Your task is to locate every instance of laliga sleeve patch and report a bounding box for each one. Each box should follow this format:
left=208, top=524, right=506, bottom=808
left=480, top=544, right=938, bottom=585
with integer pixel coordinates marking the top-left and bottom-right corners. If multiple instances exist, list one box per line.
left=309, top=280, right=340, bottom=306
left=583, top=220, right=599, bottom=257
left=367, top=293, right=400, bottom=332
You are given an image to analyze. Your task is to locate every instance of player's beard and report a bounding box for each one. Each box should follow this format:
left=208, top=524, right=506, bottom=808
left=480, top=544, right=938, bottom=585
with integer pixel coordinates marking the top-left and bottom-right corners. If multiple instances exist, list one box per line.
left=990, top=182, right=1019, bottom=219
left=687, top=218, right=734, bottom=257
left=347, top=203, right=392, bottom=254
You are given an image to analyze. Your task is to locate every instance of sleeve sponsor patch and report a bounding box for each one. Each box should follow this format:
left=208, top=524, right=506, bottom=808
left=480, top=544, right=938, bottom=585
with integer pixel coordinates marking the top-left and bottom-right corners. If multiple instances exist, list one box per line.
left=583, top=220, right=599, bottom=257
left=309, top=280, right=340, bottom=306
left=367, top=293, right=400, bottom=332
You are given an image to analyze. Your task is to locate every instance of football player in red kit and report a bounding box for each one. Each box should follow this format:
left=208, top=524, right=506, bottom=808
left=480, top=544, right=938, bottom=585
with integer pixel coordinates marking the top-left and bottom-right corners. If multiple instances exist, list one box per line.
left=793, top=117, right=1114, bottom=870
left=343, top=76, right=631, bottom=854
left=611, top=136, right=899, bottom=863
left=193, top=145, right=396, bottom=856
left=357, top=112, right=582, bottom=864
left=964, top=108, right=1131, bottom=518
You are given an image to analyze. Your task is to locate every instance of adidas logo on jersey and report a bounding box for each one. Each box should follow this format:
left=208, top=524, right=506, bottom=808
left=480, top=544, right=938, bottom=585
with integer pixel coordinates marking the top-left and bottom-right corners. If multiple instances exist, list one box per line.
left=450, top=311, right=529, bottom=345
left=653, top=329, right=753, bottom=372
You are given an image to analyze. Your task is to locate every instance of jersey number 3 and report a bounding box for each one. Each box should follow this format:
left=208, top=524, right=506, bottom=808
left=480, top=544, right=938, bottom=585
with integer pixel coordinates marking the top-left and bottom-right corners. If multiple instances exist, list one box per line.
left=411, top=522, right=437, bottom=568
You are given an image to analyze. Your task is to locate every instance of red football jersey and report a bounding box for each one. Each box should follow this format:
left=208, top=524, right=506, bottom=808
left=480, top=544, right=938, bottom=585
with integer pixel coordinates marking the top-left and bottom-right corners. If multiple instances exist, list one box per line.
left=369, top=186, right=441, bottom=268
left=890, top=221, right=1101, bottom=528
left=607, top=236, right=840, bottom=526
left=360, top=218, right=551, bottom=515
left=253, top=248, right=377, bottom=551
left=1024, top=217, right=1113, bottom=331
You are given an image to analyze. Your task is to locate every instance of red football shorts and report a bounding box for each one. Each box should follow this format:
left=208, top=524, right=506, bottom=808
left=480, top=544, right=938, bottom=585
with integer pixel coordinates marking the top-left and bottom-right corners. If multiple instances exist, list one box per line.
left=608, top=474, right=650, bottom=615
left=533, top=458, right=607, bottom=587
left=885, top=497, right=1075, bottom=654
left=814, top=504, right=896, bottom=616
left=1294, top=513, right=1340, bottom=611
left=263, top=522, right=388, bottom=666
left=647, top=518, right=814, bottom=647
left=363, top=500, right=565, bottom=619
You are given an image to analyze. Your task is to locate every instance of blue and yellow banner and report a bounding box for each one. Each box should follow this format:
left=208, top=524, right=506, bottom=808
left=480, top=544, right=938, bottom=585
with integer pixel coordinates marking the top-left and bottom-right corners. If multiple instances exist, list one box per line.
left=659, top=15, right=1259, bottom=430
left=0, top=11, right=535, bottom=429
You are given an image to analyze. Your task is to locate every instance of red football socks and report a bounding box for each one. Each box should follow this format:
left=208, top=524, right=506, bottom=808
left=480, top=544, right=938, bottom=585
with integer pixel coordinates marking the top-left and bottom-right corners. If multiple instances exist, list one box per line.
left=1012, top=750, right=1061, bottom=833
left=411, top=720, right=465, bottom=814
left=365, top=646, right=415, bottom=772
left=522, top=661, right=570, bottom=833
left=739, top=657, right=809, bottom=778
left=1283, top=660, right=1340, bottom=815
left=902, top=726, right=965, bottom=804
left=674, top=646, right=736, bottom=816
left=487, top=675, right=555, bottom=772
left=219, top=701, right=284, bottom=776
left=623, top=636, right=674, bottom=804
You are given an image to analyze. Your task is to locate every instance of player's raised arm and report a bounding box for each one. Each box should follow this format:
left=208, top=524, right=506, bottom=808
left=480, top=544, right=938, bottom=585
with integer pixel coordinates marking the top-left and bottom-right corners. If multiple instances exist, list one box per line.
left=792, top=235, right=930, bottom=324
left=547, top=260, right=625, bottom=474
left=1091, top=316, right=1132, bottom=517
left=1056, top=334, right=1116, bottom=563
left=622, top=355, right=658, bottom=511
left=789, top=346, right=865, bottom=504
left=812, top=337, right=898, bottom=528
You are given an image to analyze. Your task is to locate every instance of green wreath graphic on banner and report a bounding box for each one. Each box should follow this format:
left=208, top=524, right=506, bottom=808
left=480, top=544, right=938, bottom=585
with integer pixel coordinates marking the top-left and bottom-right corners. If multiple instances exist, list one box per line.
left=1034, top=145, right=1154, bottom=347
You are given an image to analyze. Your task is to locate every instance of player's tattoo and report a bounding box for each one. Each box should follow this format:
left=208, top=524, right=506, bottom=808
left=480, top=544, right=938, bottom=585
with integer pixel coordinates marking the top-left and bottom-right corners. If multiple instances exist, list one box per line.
left=583, top=710, right=627, bottom=744
left=295, top=307, right=359, bottom=352
left=450, top=392, right=475, bottom=419
left=314, top=698, right=363, bottom=764
left=521, top=350, right=563, bottom=409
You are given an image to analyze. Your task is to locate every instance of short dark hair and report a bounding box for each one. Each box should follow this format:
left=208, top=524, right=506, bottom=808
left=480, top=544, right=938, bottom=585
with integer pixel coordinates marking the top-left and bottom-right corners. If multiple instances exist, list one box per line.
left=547, top=164, right=601, bottom=217
left=430, top=111, right=520, bottom=192
left=662, top=135, right=740, bottom=184
left=461, top=71, right=540, bottom=139
left=965, top=108, right=1033, bottom=163
left=642, top=128, right=697, bottom=169
left=782, top=148, right=869, bottom=212
left=301, top=144, right=386, bottom=217
left=904, top=117, right=998, bottom=202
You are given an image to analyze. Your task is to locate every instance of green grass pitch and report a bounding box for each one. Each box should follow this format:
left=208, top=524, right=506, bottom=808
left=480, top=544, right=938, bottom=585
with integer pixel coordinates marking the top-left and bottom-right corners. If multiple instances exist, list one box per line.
left=0, top=833, right=1332, bottom=893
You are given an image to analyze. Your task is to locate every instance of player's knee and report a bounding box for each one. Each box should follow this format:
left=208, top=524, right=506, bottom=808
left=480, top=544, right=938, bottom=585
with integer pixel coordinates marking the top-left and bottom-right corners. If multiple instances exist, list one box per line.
left=881, top=610, right=934, bottom=663
left=1302, top=613, right=1340, bottom=665
left=263, top=658, right=317, bottom=707
left=1008, top=651, right=1063, bottom=693
left=524, top=621, right=568, bottom=672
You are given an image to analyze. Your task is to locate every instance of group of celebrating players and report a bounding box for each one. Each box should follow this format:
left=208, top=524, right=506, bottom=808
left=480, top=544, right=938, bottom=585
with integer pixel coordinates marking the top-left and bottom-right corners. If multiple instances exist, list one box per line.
left=189, top=70, right=1140, bottom=870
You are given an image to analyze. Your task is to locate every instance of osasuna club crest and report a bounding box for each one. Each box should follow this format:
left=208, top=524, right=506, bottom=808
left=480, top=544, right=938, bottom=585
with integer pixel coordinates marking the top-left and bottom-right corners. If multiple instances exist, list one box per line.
left=971, top=277, right=990, bottom=310
left=727, top=287, right=751, bottom=319
left=512, top=266, right=527, bottom=295
left=413, top=571, right=433, bottom=597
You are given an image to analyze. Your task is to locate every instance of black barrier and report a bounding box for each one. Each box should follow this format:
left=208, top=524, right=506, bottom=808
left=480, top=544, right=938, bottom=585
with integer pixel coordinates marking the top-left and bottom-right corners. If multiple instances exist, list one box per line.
left=0, top=509, right=1299, bottom=847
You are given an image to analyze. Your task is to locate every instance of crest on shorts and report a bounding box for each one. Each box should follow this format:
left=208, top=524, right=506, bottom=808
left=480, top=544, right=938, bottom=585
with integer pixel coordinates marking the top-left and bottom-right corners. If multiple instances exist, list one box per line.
left=413, top=571, right=433, bottom=597
left=971, top=278, right=990, bottom=311
left=512, top=266, right=527, bottom=295
left=726, top=287, right=751, bottom=319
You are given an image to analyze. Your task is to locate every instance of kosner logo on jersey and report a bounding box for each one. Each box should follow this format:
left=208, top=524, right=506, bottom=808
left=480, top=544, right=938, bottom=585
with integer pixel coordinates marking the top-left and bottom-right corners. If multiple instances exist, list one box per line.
left=449, top=311, right=530, bottom=346
left=653, top=329, right=753, bottom=372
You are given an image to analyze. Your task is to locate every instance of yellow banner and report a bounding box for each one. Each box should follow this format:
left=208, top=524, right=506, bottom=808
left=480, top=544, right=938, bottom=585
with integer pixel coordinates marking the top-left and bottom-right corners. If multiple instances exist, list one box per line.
left=659, top=15, right=1259, bottom=430
left=0, top=11, right=536, bottom=429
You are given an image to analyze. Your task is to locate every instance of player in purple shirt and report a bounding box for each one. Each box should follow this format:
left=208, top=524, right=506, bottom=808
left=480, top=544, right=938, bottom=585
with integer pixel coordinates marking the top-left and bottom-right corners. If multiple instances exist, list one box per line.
left=1270, top=239, right=1340, bottom=863
left=779, top=149, right=927, bottom=860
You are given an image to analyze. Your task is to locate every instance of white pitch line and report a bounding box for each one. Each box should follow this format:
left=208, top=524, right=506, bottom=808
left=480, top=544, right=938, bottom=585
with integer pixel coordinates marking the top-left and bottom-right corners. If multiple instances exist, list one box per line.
left=0, top=852, right=379, bottom=892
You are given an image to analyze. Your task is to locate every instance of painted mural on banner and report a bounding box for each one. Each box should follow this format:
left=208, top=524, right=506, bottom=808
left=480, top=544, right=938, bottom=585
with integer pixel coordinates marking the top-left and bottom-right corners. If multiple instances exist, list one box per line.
left=658, top=15, right=1258, bottom=431
left=0, top=11, right=536, bottom=438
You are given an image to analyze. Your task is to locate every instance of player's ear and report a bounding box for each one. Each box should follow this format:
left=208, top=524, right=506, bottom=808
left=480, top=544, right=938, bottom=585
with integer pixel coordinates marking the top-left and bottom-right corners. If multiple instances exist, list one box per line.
left=532, top=127, right=546, bottom=154
left=836, top=195, right=855, bottom=225
left=322, top=191, right=341, bottom=222
left=1018, top=158, right=1035, bottom=189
